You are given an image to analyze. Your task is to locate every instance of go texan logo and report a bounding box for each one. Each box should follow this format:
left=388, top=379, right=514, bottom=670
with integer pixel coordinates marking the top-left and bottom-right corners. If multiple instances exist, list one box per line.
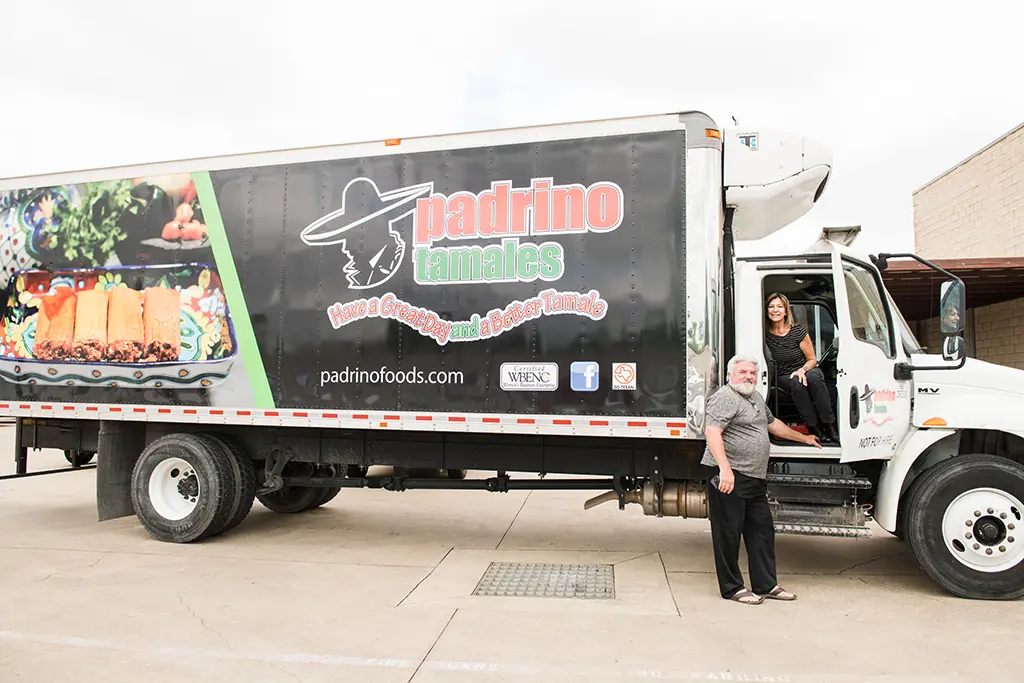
left=300, top=175, right=625, bottom=289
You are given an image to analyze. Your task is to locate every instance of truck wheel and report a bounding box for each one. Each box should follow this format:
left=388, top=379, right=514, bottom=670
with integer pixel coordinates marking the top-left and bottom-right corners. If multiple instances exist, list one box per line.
left=305, top=465, right=341, bottom=509
left=447, top=469, right=467, bottom=480
left=892, top=487, right=911, bottom=540
left=905, top=454, right=1024, bottom=600
left=198, top=433, right=256, bottom=535
left=310, top=487, right=342, bottom=508
left=130, top=433, right=234, bottom=543
left=65, top=450, right=95, bottom=466
left=256, top=486, right=322, bottom=513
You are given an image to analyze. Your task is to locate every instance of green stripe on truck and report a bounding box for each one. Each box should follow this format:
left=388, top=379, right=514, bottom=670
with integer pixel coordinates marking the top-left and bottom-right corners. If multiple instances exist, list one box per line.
left=192, top=171, right=276, bottom=409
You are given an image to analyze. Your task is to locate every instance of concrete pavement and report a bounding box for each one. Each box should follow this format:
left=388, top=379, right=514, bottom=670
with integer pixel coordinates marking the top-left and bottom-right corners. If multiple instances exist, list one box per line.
left=1, top=426, right=1021, bottom=683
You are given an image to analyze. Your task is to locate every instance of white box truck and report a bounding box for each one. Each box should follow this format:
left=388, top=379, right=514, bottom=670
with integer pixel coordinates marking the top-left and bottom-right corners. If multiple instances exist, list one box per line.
left=1, top=111, right=1021, bottom=600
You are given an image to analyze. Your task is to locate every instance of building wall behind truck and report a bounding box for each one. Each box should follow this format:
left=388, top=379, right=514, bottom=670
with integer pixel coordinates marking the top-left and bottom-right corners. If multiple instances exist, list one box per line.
left=914, top=123, right=1024, bottom=259
left=913, top=121, right=1024, bottom=370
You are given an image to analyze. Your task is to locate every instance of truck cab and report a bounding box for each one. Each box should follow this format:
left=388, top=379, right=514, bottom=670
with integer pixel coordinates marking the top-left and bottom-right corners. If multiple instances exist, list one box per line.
left=736, top=237, right=916, bottom=462
left=725, top=127, right=1024, bottom=599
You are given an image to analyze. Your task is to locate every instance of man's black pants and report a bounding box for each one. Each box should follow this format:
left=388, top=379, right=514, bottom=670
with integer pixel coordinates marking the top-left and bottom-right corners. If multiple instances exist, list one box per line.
left=705, top=469, right=777, bottom=599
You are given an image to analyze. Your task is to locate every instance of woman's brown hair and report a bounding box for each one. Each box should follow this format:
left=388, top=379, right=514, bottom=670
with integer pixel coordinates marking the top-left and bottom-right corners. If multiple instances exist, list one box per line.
left=765, top=292, right=796, bottom=327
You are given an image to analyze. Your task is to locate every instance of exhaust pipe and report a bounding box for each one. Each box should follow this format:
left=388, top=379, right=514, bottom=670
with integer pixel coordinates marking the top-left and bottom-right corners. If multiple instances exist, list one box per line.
left=584, top=480, right=708, bottom=518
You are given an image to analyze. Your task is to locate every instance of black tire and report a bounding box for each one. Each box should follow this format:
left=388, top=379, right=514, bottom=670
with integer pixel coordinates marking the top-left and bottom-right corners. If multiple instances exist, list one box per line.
left=65, top=450, right=95, bottom=466
left=892, top=480, right=913, bottom=540
left=446, top=469, right=467, bottom=480
left=905, top=454, right=1024, bottom=600
left=309, top=486, right=342, bottom=508
left=198, top=433, right=257, bottom=535
left=306, top=465, right=341, bottom=509
left=130, top=433, right=234, bottom=543
left=256, top=485, right=322, bottom=513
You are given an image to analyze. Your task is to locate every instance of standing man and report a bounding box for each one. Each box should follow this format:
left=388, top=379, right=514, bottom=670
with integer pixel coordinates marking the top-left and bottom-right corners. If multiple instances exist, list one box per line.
left=701, top=354, right=821, bottom=604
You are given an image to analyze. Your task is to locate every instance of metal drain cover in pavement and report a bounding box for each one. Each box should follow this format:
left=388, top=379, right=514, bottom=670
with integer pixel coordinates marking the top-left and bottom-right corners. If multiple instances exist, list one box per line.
left=472, top=562, right=615, bottom=599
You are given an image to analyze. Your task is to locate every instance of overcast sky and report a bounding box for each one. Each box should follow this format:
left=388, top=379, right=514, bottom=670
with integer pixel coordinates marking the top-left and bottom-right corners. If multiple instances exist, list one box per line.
left=2, top=0, right=1021, bottom=256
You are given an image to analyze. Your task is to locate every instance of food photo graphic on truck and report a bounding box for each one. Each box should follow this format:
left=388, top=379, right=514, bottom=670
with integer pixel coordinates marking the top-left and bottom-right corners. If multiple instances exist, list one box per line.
left=0, top=176, right=235, bottom=392
left=4, top=111, right=1024, bottom=603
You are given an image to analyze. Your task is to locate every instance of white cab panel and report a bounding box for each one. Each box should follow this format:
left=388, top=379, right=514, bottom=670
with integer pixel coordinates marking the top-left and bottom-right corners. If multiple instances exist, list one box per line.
left=723, top=128, right=832, bottom=242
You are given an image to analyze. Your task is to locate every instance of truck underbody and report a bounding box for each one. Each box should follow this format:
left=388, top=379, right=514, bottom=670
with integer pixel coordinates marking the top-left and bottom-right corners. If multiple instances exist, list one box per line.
left=12, top=416, right=878, bottom=540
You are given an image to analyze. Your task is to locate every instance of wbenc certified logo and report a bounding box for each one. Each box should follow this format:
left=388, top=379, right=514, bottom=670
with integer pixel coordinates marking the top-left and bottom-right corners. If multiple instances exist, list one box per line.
left=500, top=363, right=559, bottom=391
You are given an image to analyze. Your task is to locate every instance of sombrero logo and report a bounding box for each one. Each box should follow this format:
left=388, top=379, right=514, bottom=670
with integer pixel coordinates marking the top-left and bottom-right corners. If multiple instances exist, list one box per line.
left=300, top=176, right=624, bottom=289
left=300, top=178, right=432, bottom=289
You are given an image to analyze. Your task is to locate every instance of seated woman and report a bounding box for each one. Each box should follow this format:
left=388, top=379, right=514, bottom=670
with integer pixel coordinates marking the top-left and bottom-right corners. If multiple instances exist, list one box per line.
left=764, top=293, right=838, bottom=444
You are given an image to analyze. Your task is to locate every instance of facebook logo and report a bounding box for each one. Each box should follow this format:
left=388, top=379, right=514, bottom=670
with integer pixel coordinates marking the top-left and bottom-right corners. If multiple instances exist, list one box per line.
left=570, top=361, right=600, bottom=392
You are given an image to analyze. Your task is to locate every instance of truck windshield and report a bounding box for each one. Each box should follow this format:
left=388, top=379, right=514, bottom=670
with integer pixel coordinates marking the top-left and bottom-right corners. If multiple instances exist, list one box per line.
left=887, top=292, right=924, bottom=354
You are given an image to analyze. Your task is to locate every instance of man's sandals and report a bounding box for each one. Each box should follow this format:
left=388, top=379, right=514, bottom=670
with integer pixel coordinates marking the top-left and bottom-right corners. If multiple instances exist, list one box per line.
left=763, top=586, right=797, bottom=600
left=728, top=589, right=763, bottom=604
left=728, top=586, right=797, bottom=604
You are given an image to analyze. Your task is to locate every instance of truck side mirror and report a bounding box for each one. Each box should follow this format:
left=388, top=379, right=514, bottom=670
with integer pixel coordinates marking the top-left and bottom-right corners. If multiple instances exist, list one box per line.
left=942, top=335, right=965, bottom=362
left=939, top=280, right=965, bottom=335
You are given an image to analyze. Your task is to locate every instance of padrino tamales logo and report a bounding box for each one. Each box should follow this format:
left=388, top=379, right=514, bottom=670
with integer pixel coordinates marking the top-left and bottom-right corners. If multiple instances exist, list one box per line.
left=412, top=178, right=624, bottom=285
left=300, top=176, right=624, bottom=288
left=303, top=176, right=624, bottom=345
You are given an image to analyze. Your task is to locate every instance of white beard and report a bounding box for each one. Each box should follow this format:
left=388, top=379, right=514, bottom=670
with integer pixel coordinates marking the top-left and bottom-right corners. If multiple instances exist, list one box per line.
left=731, top=381, right=755, bottom=396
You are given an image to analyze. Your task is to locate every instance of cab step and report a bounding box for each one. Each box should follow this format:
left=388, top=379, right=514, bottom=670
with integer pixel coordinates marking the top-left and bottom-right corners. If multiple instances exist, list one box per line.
left=766, top=473, right=872, bottom=489
left=766, top=464, right=874, bottom=538
left=774, top=523, right=872, bottom=538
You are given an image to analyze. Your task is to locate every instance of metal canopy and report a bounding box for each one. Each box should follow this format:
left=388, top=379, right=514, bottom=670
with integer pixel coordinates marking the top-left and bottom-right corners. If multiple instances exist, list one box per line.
left=880, top=257, right=1024, bottom=321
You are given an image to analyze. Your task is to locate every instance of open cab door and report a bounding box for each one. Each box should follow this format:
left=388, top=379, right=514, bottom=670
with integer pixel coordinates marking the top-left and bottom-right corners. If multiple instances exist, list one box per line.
left=830, top=247, right=913, bottom=462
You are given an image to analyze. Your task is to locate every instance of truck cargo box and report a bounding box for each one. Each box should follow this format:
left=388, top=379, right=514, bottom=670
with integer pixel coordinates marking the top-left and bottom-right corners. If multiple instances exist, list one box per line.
left=0, top=113, right=723, bottom=439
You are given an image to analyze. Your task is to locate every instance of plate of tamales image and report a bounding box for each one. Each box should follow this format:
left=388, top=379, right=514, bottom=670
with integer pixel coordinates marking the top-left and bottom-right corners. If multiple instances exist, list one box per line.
left=0, top=263, right=237, bottom=388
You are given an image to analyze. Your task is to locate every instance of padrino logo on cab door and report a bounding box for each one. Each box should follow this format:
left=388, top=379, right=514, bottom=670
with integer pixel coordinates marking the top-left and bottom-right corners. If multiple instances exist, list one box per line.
left=304, top=176, right=625, bottom=347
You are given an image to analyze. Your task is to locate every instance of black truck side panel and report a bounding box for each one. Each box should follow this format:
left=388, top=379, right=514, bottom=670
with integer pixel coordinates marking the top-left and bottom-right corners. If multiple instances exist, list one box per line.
left=211, top=130, right=687, bottom=417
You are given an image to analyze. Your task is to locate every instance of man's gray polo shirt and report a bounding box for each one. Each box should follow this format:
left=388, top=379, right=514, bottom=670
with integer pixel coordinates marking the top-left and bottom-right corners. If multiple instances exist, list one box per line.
left=699, top=385, right=774, bottom=480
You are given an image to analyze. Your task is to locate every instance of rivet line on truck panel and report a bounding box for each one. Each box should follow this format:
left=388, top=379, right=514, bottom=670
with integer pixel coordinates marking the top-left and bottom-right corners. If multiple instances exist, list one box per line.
left=0, top=403, right=687, bottom=435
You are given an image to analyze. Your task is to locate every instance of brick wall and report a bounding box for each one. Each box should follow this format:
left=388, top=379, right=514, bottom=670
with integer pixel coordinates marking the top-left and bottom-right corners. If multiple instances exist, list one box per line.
left=914, top=123, right=1024, bottom=259
left=974, top=298, right=1024, bottom=370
